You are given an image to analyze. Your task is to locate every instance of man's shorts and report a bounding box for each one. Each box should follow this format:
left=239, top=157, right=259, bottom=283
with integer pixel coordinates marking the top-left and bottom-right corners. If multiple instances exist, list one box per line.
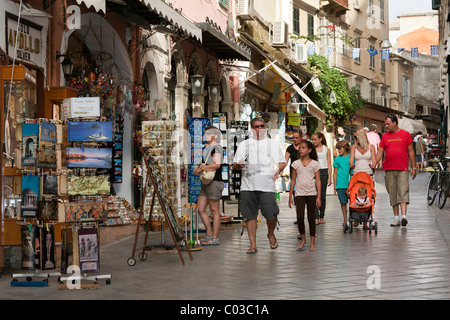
left=240, top=191, right=279, bottom=220
left=336, top=188, right=348, bottom=204
left=384, top=170, right=410, bottom=206
left=199, top=180, right=224, bottom=200
left=415, top=154, right=423, bottom=163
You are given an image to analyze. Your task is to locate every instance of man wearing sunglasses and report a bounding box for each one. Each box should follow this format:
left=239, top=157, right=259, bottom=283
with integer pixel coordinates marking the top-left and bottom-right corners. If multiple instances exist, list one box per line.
left=233, top=117, right=286, bottom=254
left=375, top=114, right=417, bottom=227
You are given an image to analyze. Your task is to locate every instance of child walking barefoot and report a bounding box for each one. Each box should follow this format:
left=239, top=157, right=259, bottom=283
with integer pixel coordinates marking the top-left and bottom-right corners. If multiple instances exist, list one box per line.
left=288, top=140, right=321, bottom=251
left=333, top=140, right=351, bottom=226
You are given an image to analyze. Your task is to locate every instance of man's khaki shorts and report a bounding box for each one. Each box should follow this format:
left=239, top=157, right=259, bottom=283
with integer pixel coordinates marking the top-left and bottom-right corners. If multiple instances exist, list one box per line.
left=384, top=170, right=410, bottom=206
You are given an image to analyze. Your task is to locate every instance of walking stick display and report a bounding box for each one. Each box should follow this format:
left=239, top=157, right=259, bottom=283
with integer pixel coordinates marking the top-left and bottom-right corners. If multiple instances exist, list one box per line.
left=127, top=144, right=192, bottom=266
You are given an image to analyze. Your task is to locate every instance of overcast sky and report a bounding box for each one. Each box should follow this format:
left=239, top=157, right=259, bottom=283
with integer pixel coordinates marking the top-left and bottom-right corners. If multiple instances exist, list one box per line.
left=389, top=0, right=433, bottom=20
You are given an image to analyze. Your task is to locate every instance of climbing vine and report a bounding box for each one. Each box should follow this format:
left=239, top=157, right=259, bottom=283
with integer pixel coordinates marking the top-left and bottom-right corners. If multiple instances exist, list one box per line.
left=306, top=54, right=366, bottom=128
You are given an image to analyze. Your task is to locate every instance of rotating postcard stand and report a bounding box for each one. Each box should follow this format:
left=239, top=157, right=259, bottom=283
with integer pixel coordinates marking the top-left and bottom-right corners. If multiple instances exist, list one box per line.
left=127, top=145, right=192, bottom=266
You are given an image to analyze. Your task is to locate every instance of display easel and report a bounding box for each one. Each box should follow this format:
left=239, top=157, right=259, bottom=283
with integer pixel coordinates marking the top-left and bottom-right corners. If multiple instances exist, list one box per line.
left=127, top=144, right=192, bottom=266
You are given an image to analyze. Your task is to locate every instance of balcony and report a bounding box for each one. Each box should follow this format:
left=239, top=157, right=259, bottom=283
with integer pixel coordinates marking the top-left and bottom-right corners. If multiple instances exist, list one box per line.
left=320, top=0, right=349, bottom=17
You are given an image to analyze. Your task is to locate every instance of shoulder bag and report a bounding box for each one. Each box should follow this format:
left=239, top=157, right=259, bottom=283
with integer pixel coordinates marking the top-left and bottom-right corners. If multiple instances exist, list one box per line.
left=200, top=147, right=216, bottom=185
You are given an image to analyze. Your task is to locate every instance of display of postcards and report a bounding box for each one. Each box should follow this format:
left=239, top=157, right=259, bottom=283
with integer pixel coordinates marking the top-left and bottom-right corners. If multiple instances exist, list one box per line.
left=41, top=225, right=56, bottom=270
left=113, top=142, right=123, bottom=151
left=67, top=121, right=113, bottom=142
left=78, top=228, right=99, bottom=273
left=43, top=174, right=58, bottom=195
left=66, top=147, right=112, bottom=169
left=113, top=158, right=122, bottom=167
left=22, top=123, right=39, bottom=166
left=37, top=147, right=57, bottom=168
left=21, top=225, right=37, bottom=270
left=64, top=200, right=109, bottom=222
left=40, top=122, right=56, bottom=142
left=21, top=175, right=40, bottom=217
left=67, top=175, right=110, bottom=196
left=38, top=200, right=59, bottom=220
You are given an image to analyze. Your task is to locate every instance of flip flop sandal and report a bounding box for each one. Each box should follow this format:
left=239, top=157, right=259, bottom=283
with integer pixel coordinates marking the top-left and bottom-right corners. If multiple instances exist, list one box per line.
left=247, top=248, right=258, bottom=254
left=269, top=237, right=278, bottom=249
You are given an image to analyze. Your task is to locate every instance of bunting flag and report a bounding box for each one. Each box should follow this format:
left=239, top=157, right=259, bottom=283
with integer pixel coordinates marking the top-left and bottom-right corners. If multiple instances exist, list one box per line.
left=308, top=45, right=316, bottom=56
left=411, top=47, right=419, bottom=58
left=352, top=48, right=360, bottom=59
left=381, top=49, right=390, bottom=60
left=326, top=46, right=333, bottom=57
left=430, top=45, right=438, bottom=56
left=367, top=48, right=378, bottom=56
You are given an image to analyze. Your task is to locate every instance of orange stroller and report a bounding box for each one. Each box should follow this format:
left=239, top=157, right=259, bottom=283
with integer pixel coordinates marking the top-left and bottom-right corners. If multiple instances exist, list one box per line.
left=344, top=172, right=378, bottom=234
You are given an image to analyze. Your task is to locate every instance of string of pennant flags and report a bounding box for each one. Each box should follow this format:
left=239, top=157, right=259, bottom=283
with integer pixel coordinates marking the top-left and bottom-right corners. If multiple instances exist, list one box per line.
left=307, top=44, right=439, bottom=59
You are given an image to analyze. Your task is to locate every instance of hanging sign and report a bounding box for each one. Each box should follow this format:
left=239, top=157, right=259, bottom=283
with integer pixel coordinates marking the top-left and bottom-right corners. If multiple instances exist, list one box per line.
left=6, top=12, right=43, bottom=67
left=63, top=97, right=101, bottom=118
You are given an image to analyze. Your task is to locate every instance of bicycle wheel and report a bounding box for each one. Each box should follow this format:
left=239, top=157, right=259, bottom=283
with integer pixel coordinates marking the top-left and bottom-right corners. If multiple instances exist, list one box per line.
left=438, top=175, right=449, bottom=209
left=427, top=173, right=438, bottom=205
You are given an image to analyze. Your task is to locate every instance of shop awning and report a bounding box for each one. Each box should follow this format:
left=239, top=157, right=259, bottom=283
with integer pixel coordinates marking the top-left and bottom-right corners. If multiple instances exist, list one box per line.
left=271, top=64, right=327, bottom=123
left=398, top=117, right=427, bottom=134
left=83, top=0, right=202, bottom=41
left=195, top=22, right=251, bottom=61
left=140, top=0, right=202, bottom=42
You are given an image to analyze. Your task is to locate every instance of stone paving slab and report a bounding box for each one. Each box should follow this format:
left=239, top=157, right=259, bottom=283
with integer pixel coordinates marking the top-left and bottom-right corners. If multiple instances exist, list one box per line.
left=0, top=172, right=449, bottom=305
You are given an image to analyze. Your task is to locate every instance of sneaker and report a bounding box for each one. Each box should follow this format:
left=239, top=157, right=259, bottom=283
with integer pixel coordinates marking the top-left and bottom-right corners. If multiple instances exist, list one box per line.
left=401, top=215, right=408, bottom=226
left=390, top=218, right=400, bottom=227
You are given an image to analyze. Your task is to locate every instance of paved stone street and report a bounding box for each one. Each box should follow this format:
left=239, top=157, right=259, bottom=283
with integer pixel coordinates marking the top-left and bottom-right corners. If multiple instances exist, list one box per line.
left=1, top=171, right=449, bottom=306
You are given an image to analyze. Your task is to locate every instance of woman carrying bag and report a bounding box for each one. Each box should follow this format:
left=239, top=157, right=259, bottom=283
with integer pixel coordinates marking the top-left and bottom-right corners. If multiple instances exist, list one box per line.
left=193, top=126, right=224, bottom=245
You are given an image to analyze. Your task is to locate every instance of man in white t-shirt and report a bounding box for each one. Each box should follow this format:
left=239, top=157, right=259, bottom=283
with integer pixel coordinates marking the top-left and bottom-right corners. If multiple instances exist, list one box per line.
left=233, top=117, right=286, bottom=254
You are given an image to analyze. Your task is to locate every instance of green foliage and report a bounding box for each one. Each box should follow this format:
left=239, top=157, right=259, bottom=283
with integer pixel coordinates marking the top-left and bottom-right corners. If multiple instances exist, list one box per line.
left=306, top=55, right=366, bottom=128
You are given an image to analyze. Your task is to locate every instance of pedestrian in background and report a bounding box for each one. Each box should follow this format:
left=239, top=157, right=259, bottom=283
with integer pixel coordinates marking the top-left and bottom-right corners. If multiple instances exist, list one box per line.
left=312, top=132, right=331, bottom=225
left=367, top=124, right=381, bottom=170
left=333, top=140, right=351, bottom=226
left=375, top=114, right=416, bottom=227
left=193, top=126, right=224, bottom=246
left=415, top=135, right=425, bottom=173
left=288, top=140, right=321, bottom=251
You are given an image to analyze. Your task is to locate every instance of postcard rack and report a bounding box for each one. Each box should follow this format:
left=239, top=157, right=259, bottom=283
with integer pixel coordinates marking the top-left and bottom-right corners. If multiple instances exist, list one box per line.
left=127, top=144, right=192, bottom=266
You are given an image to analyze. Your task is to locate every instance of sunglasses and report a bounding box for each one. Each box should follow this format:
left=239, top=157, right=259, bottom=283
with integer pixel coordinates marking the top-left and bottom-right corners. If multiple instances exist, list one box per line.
left=253, top=125, right=265, bottom=128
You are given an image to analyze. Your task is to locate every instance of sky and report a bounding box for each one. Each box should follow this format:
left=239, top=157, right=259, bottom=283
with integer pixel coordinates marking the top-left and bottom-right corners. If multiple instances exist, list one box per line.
left=389, top=0, right=433, bottom=20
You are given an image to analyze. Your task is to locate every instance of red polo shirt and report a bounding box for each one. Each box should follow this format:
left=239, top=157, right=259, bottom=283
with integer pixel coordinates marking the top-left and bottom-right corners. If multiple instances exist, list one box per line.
left=380, top=129, right=412, bottom=171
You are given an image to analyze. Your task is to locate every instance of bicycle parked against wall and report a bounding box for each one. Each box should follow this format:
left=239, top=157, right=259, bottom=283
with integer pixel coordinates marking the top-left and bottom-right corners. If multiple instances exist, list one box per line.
left=426, top=144, right=450, bottom=209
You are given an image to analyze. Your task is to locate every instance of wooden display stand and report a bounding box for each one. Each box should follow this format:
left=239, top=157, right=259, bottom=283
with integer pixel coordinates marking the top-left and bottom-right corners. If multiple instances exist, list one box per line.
left=127, top=145, right=192, bottom=266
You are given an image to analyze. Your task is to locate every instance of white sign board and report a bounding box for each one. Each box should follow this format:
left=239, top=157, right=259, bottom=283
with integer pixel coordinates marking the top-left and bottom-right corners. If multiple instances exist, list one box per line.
left=63, top=97, right=101, bottom=118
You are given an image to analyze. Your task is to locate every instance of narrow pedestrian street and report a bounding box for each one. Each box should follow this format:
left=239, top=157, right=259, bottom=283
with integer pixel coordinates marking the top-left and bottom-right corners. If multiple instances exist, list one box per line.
left=1, top=171, right=449, bottom=304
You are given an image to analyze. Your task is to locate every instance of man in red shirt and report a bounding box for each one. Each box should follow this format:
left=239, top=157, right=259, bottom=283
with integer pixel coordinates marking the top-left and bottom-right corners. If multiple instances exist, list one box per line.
left=376, top=114, right=417, bottom=227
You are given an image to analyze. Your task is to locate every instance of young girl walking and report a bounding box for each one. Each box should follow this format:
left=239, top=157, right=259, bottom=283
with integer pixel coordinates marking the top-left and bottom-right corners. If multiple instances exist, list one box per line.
left=288, top=140, right=321, bottom=251
left=333, top=140, right=351, bottom=226
left=312, top=132, right=331, bottom=225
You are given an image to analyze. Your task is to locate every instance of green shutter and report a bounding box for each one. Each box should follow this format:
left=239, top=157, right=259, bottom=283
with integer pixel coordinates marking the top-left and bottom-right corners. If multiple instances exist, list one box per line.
left=219, top=0, right=229, bottom=9
left=432, top=0, right=441, bottom=10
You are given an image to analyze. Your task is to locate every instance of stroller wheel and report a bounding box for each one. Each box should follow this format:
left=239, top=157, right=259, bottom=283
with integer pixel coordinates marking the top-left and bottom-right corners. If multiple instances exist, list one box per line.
left=343, top=222, right=348, bottom=233
left=349, top=222, right=353, bottom=234
left=374, top=221, right=378, bottom=234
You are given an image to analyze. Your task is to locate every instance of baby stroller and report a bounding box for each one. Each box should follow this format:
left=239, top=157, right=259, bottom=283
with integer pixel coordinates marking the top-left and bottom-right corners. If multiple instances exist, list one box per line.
left=343, top=172, right=378, bottom=234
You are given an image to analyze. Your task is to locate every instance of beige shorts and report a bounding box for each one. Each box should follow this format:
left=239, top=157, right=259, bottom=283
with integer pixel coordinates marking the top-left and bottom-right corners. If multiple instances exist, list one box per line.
left=199, top=180, right=224, bottom=200
left=384, top=170, right=410, bottom=206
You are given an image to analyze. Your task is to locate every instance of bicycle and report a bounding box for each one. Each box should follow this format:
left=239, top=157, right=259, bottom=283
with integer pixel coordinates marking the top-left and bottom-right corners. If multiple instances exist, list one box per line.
left=426, top=144, right=450, bottom=209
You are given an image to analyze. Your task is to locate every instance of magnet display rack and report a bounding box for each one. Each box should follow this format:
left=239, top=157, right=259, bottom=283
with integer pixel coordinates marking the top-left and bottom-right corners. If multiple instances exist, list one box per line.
left=127, top=142, right=192, bottom=266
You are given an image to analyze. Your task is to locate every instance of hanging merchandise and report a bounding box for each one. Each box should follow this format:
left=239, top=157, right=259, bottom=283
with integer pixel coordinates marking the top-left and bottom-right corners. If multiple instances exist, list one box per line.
left=78, top=227, right=100, bottom=273
left=21, top=224, right=37, bottom=270
left=188, top=118, right=211, bottom=204
left=22, top=123, right=39, bottom=166
left=21, top=174, right=40, bottom=218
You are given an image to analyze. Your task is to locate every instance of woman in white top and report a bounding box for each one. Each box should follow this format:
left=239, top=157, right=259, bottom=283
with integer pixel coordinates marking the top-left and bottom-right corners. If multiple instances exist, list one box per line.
left=312, top=132, right=332, bottom=225
left=349, top=128, right=377, bottom=176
